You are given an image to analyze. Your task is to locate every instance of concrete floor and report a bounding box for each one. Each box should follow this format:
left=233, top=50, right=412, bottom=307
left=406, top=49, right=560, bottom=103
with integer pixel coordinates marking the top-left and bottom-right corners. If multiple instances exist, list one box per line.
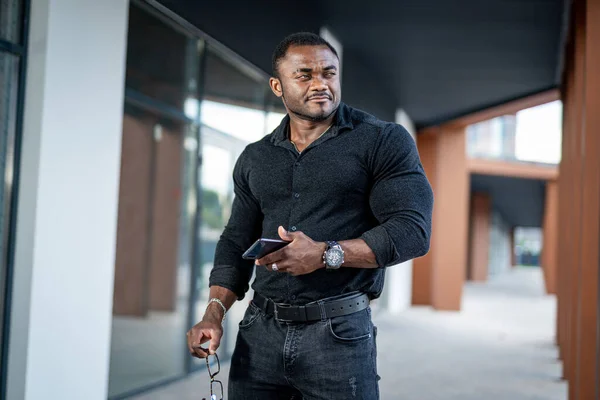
left=131, top=266, right=567, bottom=400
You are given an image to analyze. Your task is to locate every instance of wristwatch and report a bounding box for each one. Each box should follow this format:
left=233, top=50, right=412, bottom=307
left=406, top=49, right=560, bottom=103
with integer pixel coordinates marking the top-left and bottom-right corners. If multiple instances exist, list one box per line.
left=323, top=241, right=344, bottom=270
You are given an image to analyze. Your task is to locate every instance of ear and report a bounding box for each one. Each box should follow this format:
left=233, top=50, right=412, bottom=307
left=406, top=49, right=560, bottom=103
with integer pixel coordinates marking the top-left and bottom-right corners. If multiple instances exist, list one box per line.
left=269, top=77, right=283, bottom=98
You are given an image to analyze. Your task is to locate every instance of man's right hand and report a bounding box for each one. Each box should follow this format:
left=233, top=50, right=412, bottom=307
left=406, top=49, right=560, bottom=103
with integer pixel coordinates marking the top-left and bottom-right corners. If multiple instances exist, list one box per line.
left=187, top=310, right=223, bottom=358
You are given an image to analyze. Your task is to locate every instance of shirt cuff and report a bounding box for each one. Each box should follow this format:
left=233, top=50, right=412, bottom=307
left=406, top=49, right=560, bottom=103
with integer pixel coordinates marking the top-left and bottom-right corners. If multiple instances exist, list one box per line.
left=360, top=225, right=396, bottom=267
left=209, top=264, right=249, bottom=300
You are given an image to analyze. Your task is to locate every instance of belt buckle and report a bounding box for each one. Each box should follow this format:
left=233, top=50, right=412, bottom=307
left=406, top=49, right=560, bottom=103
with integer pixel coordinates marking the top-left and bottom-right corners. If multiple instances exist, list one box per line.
left=273, top=303, right=294, bottom=322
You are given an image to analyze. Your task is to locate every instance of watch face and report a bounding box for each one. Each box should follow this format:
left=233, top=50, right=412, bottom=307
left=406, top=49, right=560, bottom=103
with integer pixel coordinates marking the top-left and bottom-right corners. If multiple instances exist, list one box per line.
left=326, top=248, right=344, bottom=268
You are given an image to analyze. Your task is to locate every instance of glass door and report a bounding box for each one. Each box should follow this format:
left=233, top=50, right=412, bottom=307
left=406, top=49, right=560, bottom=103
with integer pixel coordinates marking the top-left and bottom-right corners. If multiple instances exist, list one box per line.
left=109, top=103, right=198, bottom=397
left=193, top=124, right=248, bottom=363
left=1, top=1, right=27, bottom=394
left=108, top=2, right=203, bottom=397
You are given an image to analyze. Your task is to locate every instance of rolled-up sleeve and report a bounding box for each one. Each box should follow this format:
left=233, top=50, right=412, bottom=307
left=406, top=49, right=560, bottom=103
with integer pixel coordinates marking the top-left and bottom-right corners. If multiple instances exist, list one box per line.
left=360, top=124, right=433, bottom=267
left=209, top=150, right=263, bottom=299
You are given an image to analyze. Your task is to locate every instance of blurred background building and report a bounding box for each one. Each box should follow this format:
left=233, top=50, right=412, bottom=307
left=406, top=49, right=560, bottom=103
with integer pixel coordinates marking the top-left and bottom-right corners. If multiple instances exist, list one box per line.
left=0, top=0, right=598, bottom=399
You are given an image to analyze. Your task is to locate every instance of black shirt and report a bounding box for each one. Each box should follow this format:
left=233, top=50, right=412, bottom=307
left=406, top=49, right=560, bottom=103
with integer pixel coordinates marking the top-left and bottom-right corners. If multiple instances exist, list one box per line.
left=209, top=103, right=433, bottom=305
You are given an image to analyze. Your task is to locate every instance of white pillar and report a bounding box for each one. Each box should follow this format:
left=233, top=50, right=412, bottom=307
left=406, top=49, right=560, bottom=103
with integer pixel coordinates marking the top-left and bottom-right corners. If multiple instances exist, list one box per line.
left=6, top=1, right=129, bottom=399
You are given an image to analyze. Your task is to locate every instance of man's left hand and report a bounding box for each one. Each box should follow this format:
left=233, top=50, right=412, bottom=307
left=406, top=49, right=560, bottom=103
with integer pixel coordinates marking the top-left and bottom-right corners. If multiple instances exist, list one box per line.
left=256, top=226, right=327, bottom=276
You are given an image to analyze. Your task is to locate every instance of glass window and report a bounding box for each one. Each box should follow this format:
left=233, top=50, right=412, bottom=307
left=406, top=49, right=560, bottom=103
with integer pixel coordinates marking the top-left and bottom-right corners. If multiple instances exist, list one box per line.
left=193, top=46, right=271, bottom=361
left=125, top=4, right=188, bottom=110
left=108, top=103, right=197, bottom=398
left=200, top=47, right=269, bottom=142
left=194, top=125, right=248, bottom=361
left=200, top=100, right=267, bottom=143
left=0, top=0, right=22, bottom=44
left=108, top=4, right=200, bottom=397
left=265, top=90, right=287, bottom=134
left=110, top=3, right=288, bottom=395
left=0, top=51, right=19, bottom=373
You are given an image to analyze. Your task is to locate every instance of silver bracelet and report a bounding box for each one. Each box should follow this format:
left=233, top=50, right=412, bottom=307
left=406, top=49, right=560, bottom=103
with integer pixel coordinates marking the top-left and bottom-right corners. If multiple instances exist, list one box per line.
left=207, top=298, right=227, bottom=321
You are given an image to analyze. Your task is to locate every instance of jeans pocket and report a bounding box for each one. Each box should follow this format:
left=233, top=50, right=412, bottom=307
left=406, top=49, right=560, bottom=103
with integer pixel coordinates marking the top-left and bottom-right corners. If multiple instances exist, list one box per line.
left=327, top=308, right=372, bottom=343
left=239, top=302, right=262, bottom=329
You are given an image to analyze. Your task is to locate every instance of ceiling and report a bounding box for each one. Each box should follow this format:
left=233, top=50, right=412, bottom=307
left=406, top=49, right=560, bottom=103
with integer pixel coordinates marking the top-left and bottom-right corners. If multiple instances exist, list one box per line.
left=471, top=174, right=547, bottom=228
left=320, top=0, right=566, bottom=127
left=156, top=0, right=567, bottom=128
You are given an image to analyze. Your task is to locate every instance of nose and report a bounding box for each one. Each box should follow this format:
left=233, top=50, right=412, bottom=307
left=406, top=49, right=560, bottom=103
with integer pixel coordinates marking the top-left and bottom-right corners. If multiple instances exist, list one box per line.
left=310, top=75, right=328, bottom=92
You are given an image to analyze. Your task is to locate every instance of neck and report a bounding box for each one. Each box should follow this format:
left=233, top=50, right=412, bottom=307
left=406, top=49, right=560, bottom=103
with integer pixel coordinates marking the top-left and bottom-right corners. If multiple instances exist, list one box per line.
left=288, top=113, right=336, bottom=145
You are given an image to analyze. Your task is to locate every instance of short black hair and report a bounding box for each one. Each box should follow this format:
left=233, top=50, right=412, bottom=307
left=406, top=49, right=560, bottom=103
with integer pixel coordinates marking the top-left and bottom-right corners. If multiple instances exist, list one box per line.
left=272, top=32, right=339, bottom=77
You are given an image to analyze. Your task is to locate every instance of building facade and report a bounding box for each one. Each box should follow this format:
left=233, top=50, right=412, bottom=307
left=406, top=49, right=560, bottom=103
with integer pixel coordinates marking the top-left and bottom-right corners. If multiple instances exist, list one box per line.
left=2, top=0, right=593, bottom=399
left=0, top=1, right=414, bottom=398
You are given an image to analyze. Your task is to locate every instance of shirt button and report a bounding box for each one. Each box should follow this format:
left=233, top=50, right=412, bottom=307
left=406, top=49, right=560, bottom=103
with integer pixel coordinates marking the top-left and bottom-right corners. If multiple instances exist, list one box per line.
left=294, top=162, right=300, bottom=167
left=291, top=295, right=297, bottom=300
left=290, top=226, right=297, bottom=231
left=294, top=192, right=300, bottom=199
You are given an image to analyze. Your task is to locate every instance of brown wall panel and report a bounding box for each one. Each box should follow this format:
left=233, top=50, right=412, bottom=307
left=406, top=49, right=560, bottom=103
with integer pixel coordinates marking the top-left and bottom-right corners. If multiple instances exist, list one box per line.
left=442, top=89, right=559, bottom=128
left=573, top=0, right=600, bottom=397
left=430, top=128, right=470, bottom=311
left=413, top=133, right=438, bottom=305
left=567, top=2, right=587, bottom=392
left=415, top=128, right=469, bottom=311
left=556, top=1, right=600, bottom=398
left=541, top=181, right=558, bottom=295
left=468, top=193, right=491, bottom=282
left=557, top=22, right=575, bottom=368
left=467, top=158, right=558, bottom=181
left=113, top=115, right=153, bottom=317
left=148, top=127, right=183, bottom=312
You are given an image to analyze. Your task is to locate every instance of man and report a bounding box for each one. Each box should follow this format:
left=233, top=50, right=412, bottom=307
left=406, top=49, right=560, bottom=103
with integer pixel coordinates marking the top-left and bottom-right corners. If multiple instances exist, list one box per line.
left=187, top=32, right=433, bottom=399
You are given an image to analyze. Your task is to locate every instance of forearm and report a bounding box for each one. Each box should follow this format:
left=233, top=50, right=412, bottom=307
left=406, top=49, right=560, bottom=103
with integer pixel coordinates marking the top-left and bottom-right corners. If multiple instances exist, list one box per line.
left=339, top=239, right=378, bottom=269
left=203, top=285, right=238, bottom=322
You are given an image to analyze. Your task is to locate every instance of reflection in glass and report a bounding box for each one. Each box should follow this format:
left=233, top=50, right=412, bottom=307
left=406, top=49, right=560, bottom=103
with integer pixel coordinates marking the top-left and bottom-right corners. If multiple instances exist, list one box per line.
left=195, top=125, right=244, bottom=363
left=0, top=52, right=18, bottom=368
left=108, top=103, right=196, bottom=397
left=194, top=46, right=274, bottom=361
left=201, top=100, right=267, bottom=143
left=265, top=89, right=287, bottom=134
left=107, top=4, right=295, bottom=394
left=266, top=110, right=287, bottom=134
left=125, top=5, right=187, bottom=110
left=0, top=0, right=21, bottom=44
left=108, top=3, right=201, bottom=395
left=203, top=48, right=265, bottom=110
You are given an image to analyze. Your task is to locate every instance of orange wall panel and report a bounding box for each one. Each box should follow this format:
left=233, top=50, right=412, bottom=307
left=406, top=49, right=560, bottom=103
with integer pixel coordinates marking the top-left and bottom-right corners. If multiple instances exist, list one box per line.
left=413, top=134, right=437, bottom=305
left=430, top=128, right=469, bottom=311
left=468, top=193, right=491, bottom=282
left=415, top=128, right=469, bottom=311
left=541, top=182, right=558, bottom=295
left=113, top=115, right=153, bottom=317
left=148, top=128, right=182, bottom=312
left=573, top=0, right=600, bottom=398
left=556, top=1, right=600, bottom=398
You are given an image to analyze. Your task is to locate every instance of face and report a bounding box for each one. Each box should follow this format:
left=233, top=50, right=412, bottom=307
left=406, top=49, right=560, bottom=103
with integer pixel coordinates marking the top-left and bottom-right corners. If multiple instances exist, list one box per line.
left=270, top=45, right=341, bottom=122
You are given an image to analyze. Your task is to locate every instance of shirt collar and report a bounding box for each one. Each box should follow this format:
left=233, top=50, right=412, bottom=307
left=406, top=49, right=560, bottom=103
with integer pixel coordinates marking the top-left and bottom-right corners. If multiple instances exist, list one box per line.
left=270, top=102, right=354, bottom=145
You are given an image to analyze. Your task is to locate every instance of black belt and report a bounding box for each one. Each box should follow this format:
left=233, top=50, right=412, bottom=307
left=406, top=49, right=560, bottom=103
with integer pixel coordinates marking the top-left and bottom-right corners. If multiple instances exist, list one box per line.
left=252, top=292, right=370, bottom=322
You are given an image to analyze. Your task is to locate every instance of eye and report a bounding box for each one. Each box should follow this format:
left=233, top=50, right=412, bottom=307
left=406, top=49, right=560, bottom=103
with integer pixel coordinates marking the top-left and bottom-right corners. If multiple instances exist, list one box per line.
left=298, top=74, right=311, bottom=80
left=325, top=72, right=336, bottom=77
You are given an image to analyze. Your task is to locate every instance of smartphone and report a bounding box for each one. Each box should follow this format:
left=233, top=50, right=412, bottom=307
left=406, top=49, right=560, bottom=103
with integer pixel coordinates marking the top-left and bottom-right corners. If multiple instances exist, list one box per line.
left=242, top=238, right=290, bottom=260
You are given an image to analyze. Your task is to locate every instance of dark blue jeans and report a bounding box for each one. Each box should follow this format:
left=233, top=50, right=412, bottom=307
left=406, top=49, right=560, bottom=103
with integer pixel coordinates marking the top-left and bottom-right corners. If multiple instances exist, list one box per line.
left=228, top=296, right=380, bottom=400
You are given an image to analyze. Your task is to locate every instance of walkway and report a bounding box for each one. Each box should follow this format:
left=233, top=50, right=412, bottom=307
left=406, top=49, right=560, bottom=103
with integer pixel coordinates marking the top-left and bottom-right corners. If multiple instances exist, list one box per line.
left=132, top=267, right=566, bottom=399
